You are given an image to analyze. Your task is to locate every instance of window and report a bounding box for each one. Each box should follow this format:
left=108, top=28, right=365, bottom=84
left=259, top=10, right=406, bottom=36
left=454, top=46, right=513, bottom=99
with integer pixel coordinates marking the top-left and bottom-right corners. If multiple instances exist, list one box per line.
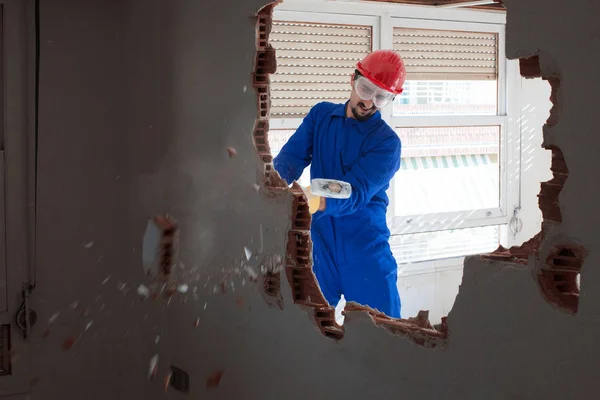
left=387, top=19, right=507, bottom=263
left=269, top=6, right=513, bottom=264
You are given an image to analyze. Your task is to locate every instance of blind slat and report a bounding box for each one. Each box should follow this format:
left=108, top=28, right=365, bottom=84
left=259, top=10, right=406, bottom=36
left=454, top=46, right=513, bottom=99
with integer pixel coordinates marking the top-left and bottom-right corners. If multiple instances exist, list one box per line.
left=270, top=80, right=349, bottom=88
left=277, top=59, right=359, bottom=68
left=394, top=28, right=496, bottom=40
left=271, top=90, right=351, bottom=99
left=271, top=29, right=371, bottom=39
left=394, top=38, right=496, bottom=46
left=395, top=43, right=496, bottom=54
left=271, top=35, right=371, bottom=46
left=270, top=40, right=369, bottom=53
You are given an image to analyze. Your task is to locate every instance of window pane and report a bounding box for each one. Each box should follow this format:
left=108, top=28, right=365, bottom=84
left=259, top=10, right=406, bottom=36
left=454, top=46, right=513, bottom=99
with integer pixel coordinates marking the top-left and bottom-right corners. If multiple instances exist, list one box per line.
left=268, top=129, right=295, bottom=156
left=268, top=129, right=310, bottom=187
left=394, top=126, right=500, bottom=215
left=393, top=80, right=497, bottom=116
left=390, top=225, right=499, bottom=265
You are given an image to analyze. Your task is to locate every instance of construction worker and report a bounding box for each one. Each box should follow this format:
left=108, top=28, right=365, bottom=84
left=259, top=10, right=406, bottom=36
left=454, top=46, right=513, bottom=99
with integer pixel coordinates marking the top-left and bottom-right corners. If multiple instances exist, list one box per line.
left=274, top=50, right=405, bottom=318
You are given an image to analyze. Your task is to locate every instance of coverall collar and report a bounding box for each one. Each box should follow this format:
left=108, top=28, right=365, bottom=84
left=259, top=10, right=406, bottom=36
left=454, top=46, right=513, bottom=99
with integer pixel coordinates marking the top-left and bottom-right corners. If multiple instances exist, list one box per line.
left=331, top=101, right=382, bottom=134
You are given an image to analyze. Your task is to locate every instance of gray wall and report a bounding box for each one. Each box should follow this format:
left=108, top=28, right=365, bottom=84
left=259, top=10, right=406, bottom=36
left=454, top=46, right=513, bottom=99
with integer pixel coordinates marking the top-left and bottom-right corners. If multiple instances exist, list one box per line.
left=2, top=0, right=599, bottom=399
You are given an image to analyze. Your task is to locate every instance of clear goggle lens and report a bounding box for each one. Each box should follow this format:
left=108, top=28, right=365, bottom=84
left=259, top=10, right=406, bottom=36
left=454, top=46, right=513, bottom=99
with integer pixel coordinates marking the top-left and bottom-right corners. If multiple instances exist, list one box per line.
left=354, top=77, right=395, bottom=109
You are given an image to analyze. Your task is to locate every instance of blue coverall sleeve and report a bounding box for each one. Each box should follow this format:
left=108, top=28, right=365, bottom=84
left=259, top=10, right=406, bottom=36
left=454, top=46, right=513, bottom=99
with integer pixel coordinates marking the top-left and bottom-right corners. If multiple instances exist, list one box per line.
left=272, top=105, right=318, bottom=184
left=321, top=134, right=401, bottom=217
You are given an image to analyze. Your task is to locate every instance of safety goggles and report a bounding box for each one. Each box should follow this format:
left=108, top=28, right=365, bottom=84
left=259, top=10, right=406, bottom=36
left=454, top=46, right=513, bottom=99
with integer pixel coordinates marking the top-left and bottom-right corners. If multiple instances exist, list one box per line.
left=354, top=76, right=396, bottom=109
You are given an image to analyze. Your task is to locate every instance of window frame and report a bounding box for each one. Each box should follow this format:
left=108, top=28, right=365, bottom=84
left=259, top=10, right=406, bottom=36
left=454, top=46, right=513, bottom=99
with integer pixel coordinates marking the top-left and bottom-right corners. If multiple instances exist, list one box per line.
left=383, top=17, right=510, bottom=236
left=271, top=3, right=519, bottom=263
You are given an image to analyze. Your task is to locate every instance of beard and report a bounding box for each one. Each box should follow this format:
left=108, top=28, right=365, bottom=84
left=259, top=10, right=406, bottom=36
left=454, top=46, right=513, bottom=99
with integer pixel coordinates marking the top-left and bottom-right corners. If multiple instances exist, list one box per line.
left=351, top=101, right=377, bottom=121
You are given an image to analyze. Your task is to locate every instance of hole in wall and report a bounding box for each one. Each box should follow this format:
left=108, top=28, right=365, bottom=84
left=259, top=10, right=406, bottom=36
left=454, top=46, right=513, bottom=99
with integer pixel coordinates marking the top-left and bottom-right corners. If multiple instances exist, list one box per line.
left=253, top=0, right=574, bottom=346
left=482, top=54, right=587, bottom=314
left=257, top=0, right=491, bottom=343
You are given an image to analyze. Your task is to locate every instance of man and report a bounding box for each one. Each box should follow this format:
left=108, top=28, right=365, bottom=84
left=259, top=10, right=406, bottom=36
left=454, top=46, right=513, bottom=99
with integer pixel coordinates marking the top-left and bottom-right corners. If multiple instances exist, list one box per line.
left=273, top=50, right=406, bottom=318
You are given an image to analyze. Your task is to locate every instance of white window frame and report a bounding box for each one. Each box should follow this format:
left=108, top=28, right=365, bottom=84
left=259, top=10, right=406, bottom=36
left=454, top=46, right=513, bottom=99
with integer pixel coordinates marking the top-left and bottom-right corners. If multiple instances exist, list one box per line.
left=385, top=17, right=510, bottom=236
left=272, top=1, right=519, bottom=264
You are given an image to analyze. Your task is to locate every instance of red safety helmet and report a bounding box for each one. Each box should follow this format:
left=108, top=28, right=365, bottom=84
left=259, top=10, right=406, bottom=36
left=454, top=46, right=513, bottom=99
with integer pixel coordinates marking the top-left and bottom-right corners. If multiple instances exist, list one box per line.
left=356, top=50, right=406, bottom=95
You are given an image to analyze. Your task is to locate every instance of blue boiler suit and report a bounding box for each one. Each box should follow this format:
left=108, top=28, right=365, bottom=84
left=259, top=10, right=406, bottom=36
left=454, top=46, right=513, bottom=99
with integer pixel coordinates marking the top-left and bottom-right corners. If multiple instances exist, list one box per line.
left=273, top=101, right=402, bottom=318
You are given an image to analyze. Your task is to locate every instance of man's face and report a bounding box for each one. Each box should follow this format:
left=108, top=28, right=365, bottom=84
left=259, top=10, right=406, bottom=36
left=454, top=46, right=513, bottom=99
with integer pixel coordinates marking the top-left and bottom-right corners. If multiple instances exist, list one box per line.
left=348, top=75, right=378, bottom=121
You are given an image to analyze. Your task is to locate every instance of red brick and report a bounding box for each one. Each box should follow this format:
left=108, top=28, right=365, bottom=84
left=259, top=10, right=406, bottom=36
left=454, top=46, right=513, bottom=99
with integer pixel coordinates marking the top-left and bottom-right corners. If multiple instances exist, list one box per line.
left=537, top=242, right=586, bottom=314
left=260, top=271, right=284, bottom=310
left=290, top=182, right=311, bottom=231
left=284, top=266, right=328, bottom=306
left=255, top=85, right=270, bottom=120
left=544, top=77, right=561, bottom=127
left=287, top=231, right=312, bottom=268
left=519, top=55, right=542, bottom=78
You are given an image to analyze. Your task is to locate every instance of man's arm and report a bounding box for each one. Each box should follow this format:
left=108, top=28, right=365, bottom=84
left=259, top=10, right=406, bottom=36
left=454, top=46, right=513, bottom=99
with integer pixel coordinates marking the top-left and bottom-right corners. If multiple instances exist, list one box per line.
left=273, top=105, right=319, bottom=184
left=320, top=134, right=401, bottom=217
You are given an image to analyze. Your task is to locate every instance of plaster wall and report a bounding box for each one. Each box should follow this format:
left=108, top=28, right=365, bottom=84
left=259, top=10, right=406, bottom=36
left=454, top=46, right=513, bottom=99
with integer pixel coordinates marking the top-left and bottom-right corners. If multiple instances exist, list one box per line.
left=4, top=0, right=599, bottom=399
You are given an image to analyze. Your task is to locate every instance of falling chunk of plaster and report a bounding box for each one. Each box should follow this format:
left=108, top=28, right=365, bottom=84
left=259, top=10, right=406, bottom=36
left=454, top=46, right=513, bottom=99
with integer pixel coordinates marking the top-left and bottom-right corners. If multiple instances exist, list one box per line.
left=204, top=303, right=208, bottom=310
left=177, top=284, right=189, bottom=294
left=194, top=317, right=200, bottom=328
left=101, top=276, right=110, bottom=285
left=244, top=266, right=258, bottom=280
left=62, top=337, right=76, bottom=350
left=142, top=218, right=162, bottom=277
left=149, top=354, right=159, bottom=380
left=206, top=370, right=224, bottom=389
left=83, top=241, right=94, bottom=249
left=49, top=312, right=60, bottom=324
left=70, top=301, right=79, bottom=310
left=137, top=284, right=150, bottom=299
left=85, top=320, right=94, bottom=331
left=244, top=247, right=252, bottom=261
left=243, top=85, right=247, bottom=92
left=259, top=224, right=264, bottom=253
left=227, top=147, right=237, bottom=158
left=164, top=371, right=172, bottom=392
left=253, top=184, right=260, bottom=192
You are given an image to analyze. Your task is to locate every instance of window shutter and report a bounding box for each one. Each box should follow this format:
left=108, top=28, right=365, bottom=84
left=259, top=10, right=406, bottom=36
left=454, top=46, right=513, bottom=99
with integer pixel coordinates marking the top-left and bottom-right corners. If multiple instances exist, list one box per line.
left=269, top=21, right=373, bottom=118
left=393, top=27, right=497, bottom=80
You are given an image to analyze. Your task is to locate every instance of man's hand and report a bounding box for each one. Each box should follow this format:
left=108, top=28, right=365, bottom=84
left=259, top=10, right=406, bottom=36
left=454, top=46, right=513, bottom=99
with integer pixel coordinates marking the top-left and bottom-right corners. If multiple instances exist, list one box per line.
left=302, top=186, right=326, bottom=214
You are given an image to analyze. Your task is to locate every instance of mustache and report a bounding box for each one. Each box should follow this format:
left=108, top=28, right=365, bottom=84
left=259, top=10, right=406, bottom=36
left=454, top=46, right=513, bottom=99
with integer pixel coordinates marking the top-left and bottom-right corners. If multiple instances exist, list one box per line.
left=358, top=102, right=375, bottom=110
